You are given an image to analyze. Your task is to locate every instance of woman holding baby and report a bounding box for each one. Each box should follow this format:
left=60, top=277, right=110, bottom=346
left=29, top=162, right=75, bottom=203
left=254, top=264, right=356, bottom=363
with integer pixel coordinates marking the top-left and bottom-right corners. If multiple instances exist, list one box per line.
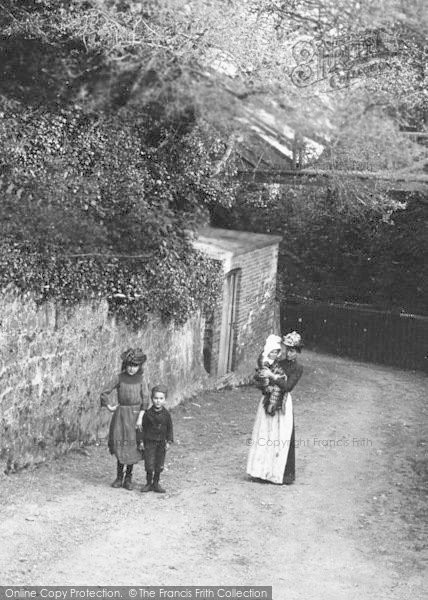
left=246, top=331, right=304, bottom=485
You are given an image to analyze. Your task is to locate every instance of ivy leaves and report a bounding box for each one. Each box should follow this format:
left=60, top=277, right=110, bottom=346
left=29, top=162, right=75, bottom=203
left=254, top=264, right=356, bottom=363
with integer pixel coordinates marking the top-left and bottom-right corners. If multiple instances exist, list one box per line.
left=0, top=102, right=226, bottom=326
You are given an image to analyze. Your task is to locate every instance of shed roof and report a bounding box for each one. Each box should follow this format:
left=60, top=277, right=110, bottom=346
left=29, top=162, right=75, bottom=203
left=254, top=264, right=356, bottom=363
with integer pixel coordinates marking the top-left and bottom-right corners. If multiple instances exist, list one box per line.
left=194, top=227, right=282, bottom=258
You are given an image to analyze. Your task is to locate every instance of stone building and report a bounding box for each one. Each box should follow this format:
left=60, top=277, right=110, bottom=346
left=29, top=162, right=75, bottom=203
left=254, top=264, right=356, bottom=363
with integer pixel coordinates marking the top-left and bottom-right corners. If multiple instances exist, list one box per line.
left=194, top=227, right=282, bottom=379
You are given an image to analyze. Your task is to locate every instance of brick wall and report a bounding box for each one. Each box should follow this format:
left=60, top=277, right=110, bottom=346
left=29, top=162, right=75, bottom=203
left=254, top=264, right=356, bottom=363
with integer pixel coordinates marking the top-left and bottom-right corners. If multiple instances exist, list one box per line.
left=233, top=244, right=280, bottom=378
left=207, top=243, right=280, bottom=379
left=0, top=288, right=209, bottom=474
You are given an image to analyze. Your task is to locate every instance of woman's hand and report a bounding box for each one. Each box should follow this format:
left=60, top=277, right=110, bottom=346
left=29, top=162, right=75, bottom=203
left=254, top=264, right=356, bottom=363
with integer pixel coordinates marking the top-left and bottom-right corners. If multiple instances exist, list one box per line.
left=265, top=370, right=286, bottom=383
left=107, top=404, right=117, bottom=413
left=273, top=374, right=287, bottom=383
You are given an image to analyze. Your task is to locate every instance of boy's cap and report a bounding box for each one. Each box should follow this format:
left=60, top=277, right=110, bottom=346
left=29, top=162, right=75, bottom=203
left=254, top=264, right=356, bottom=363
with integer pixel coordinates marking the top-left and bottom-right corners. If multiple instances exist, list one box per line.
left=151, top=385, right=168, bottom=397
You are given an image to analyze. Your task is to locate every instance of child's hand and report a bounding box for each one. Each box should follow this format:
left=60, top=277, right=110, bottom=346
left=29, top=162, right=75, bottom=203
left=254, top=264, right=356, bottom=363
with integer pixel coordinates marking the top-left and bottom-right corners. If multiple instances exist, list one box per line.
left=263, top=368, right=275, bottom=378
left=136, top=421, right=143, bottom=431
left=138, top=442, right=144, bottom=451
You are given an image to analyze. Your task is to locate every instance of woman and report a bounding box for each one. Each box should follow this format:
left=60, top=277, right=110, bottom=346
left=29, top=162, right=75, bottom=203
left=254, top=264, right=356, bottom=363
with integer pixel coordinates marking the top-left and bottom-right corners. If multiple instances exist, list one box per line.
left=246, top=331, right=304, bottom=485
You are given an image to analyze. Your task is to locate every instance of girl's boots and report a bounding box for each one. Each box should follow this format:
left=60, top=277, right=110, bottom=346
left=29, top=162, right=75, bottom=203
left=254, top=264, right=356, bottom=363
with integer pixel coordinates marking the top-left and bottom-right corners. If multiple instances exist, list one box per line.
left=123, top=465, right=134, bottom=490
left=111, top=461, right=124, bottom=488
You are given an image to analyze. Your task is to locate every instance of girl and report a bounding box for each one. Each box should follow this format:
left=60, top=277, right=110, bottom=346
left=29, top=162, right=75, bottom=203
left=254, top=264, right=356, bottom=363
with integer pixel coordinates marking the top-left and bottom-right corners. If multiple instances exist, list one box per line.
left=100, top=348, right=148, bottom=490
left=247, top=331, right=304, bottom=485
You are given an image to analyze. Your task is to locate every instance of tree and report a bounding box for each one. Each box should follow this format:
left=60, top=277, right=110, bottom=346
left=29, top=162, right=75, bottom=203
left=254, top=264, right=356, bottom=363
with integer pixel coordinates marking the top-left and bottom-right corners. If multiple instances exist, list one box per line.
left=212, top=183, right=428, bottom=314
left=0, top=1, right=241, bottom=324
left=1, top=0, right=426, bottom=319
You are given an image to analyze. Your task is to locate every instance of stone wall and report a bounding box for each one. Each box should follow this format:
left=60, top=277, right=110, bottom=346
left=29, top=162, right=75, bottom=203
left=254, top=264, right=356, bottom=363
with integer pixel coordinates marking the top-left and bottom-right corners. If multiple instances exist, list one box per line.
left=0, top=289, right=209, bottom=474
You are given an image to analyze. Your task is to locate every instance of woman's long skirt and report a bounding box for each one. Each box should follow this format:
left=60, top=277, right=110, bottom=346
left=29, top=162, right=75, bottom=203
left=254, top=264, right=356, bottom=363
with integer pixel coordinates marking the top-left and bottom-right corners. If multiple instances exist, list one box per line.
left=108, top=405, right=142, bottom=465
left=246, top=393, right=295, bottom=484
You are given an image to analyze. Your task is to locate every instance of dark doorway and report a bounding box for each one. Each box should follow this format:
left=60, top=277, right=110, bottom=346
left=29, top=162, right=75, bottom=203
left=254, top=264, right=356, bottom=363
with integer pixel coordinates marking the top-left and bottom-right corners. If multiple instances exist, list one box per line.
left=224, top=268, right=241, bottom=373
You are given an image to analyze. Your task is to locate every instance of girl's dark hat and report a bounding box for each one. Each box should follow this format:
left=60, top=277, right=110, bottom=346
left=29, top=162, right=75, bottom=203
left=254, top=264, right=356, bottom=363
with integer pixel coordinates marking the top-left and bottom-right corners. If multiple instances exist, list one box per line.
left=121, top=347, right=147, bottom=365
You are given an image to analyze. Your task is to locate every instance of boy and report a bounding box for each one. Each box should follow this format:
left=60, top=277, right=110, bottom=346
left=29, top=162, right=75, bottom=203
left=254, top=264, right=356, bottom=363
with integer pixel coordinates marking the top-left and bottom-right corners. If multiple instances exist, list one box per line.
left=140, top=385, right=173, bottom=493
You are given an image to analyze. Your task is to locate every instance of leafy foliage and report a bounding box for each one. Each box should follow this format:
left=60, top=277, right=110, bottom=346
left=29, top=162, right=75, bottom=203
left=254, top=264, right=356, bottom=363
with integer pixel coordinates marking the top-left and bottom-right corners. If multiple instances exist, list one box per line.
left=212, top=184, right=428, bottom=315
left=0, top=6, right=238, bottom=325
left=0, top=104, right=227, bottom=324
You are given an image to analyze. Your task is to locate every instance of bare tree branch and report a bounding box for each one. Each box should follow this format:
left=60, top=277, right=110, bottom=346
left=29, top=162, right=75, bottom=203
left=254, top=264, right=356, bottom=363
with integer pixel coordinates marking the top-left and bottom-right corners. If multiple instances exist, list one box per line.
left=211, top=134, right=237, bottom=176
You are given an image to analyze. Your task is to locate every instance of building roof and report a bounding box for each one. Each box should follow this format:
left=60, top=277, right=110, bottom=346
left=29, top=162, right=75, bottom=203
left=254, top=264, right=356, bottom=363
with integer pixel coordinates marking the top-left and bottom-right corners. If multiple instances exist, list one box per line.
left=236, top=100, right=331, bottom=171
left=194, top=227, right=282, bottom=259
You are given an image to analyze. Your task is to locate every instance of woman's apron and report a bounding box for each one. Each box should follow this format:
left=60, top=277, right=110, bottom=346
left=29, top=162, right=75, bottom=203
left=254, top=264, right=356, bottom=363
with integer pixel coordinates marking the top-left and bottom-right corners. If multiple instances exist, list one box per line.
left=246, top=393, right=294, bottom=484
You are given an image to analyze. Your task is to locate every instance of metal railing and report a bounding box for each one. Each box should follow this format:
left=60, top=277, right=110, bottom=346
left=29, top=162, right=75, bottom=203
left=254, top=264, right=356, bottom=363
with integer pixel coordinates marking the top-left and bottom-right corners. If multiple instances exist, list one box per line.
left=281, top=299, right=428, bottom=372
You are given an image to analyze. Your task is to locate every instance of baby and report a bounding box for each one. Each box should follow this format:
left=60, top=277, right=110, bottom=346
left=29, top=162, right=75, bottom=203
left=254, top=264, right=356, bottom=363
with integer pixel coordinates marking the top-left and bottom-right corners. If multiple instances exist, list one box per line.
left=254, top=334, right=287, bottom=416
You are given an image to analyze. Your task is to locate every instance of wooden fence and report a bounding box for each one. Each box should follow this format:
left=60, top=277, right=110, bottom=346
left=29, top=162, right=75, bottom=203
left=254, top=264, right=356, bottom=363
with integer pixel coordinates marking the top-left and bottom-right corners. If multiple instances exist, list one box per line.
left=281, top=299, right=428, bottom=372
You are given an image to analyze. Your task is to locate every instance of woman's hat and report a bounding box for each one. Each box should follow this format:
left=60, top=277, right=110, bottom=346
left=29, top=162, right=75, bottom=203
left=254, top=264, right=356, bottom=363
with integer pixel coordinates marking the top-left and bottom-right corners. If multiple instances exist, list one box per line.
left=121, top=347, right=147, bottom=365
left=282, top=331, right=303, bottom=350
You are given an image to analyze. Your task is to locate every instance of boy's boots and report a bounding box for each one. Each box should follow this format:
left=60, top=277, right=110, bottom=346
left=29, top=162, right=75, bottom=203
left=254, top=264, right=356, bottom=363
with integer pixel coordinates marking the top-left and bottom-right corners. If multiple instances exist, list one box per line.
left=123, top=465, right=134, bottom=490
left=152, top=471, right=166, bottom=493
left=111, top=462, right=124, bottom=488
left=141, top=471, right=153, bottom=492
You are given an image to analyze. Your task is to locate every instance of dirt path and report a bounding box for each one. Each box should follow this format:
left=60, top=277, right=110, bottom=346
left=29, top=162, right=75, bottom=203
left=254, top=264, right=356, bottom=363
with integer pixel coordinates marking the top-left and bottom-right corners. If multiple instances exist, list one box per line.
left=0, top=351, right=427, bottom=599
